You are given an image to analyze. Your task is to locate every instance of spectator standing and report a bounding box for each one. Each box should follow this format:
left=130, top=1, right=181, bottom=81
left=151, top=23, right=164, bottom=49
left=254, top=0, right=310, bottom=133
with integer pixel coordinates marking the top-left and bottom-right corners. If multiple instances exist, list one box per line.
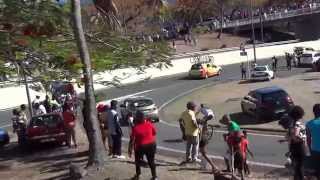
left=284, top=106, right=306, bottom=180
left=43, top=95, right=52, bottom=113
left=19, top=104, right=28, bottom=123
left=196, top=105, right=219, bottom=174
left=128, top=111, right=157, bottom=180
left=33, top=102, right=47, bottom=115
left=62, top=104, right=77, bottom=148
left=180, top=101, right=201, bottom=163
left=306, top=104, right=320, bottom=179
left=272, top=56, right=278, bottom=71
left=32, top=95, right=41, bottom=108
left=240, top=63, right=247, bottom=79
left=107, top=100, right=125, bottom=159
left=242, top=130, right=254, bottom=176
left=97, top=104, right=109, bottom=151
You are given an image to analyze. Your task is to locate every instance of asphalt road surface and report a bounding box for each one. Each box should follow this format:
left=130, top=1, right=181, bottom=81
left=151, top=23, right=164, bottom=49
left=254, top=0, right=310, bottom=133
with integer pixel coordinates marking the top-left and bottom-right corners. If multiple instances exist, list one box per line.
left=0, top=57, right=310, bottom=167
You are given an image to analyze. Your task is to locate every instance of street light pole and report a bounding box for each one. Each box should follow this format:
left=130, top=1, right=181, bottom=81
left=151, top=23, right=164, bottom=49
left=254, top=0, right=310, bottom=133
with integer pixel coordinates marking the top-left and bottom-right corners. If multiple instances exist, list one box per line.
left=21, top=64, right=33, bottom=117
left=250, top=0, right=257, bottom=63
left=259, top=7, right=264, bottom=42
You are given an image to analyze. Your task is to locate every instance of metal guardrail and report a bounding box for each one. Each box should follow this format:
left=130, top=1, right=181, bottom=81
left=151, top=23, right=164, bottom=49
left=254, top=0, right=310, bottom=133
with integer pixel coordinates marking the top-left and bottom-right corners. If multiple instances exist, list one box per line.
left=171, top=39, right=300, bottom=60
left=203, top=3, right=320, bottom=30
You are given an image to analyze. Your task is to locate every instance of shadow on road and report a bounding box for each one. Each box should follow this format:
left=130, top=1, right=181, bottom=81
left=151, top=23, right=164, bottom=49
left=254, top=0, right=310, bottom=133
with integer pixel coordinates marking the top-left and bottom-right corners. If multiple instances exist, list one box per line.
left=219, top=112, right=274, bottom=126
left=0, top=142, right=88, bottom=180
left=163, top=139, right=184, bottom=143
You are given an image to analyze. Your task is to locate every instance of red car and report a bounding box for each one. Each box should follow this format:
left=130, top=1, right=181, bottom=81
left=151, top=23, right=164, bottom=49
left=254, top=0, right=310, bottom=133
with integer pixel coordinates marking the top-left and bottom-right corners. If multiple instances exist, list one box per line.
left=25, top=113, right=68, bottom=145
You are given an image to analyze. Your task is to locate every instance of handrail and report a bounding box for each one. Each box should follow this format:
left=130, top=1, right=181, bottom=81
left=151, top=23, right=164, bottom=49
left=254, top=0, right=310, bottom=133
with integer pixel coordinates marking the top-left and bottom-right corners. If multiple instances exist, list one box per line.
left=203, top=3, right=320, bottom=30
left=171, top=40, right=300, bottom=60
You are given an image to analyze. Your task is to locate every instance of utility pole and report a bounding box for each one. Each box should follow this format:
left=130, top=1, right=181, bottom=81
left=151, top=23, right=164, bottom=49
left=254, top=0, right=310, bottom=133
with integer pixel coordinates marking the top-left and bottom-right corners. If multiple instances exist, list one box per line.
left=250, top=0, right=257, bottom=63
left=21, top=64, right=33, bottom=117
left=259, top=7, right=264, bottom=42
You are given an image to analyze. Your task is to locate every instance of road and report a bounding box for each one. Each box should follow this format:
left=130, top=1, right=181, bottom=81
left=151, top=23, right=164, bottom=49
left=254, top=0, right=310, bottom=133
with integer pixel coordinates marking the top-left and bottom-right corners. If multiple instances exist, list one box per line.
left=0, top=57, right=309, bottom=167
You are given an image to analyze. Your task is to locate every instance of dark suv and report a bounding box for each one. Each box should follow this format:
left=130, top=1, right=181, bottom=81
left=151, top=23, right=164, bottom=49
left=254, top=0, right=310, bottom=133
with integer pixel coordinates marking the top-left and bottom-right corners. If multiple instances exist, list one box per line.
left=241, top=86, right=294, bottom=120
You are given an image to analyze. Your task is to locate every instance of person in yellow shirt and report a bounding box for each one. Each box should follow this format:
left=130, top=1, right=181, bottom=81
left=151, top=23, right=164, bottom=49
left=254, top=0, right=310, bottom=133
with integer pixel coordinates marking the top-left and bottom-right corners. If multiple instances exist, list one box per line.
left=179, top=101, right=201, bottom=163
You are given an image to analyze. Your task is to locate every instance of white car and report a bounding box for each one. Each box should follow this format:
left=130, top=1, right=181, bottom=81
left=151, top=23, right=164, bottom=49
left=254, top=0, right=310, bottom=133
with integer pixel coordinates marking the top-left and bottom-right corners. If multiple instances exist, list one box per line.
left=300, top=51, right=320, bottom=66
left=251, top=65, right=274, bottom=81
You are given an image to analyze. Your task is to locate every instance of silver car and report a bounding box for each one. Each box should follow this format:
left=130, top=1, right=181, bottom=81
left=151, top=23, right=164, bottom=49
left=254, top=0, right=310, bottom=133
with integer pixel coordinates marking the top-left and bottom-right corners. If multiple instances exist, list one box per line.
left=120, top=96, right=159, bottom=124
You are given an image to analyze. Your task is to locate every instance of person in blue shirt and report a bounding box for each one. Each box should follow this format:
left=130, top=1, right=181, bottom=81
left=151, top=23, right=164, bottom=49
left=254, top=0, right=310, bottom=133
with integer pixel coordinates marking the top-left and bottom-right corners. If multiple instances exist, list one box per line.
left=306, top=104, right=320, bottom=178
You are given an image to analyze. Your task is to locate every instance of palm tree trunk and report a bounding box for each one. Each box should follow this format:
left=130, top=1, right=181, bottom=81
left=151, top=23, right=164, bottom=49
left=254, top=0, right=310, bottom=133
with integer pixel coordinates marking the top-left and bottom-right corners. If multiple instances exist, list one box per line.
left=71, top=0, right=107, bottom=167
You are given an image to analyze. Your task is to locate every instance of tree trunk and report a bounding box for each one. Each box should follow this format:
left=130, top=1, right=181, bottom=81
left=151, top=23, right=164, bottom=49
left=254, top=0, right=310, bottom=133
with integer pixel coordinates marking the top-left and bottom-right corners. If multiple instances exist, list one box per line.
left=71, top=0, right=107, bottom=167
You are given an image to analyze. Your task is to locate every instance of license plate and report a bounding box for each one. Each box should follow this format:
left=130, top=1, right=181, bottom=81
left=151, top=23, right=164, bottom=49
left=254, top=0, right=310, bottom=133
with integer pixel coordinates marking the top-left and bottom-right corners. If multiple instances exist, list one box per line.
left=40, top=138, right=55, bottom=143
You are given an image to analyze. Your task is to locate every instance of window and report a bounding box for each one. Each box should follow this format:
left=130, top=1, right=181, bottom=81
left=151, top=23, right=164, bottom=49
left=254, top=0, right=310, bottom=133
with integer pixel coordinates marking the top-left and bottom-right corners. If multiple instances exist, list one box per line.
left=191, top=64, right=203, bottom=70
left=30, top=115, right=61, bottom=127
left=262, top=91, right=287, bottom=103
left=132, top=99, right=154, bottom=107
left=254, top=66, right=267, bottom=71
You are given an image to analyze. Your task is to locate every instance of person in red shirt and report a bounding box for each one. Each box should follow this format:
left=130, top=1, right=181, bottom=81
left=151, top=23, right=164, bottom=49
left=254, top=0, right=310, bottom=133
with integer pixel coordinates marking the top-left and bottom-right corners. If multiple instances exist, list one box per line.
left=128, top=111, right=157, bottom=180
left=241, top=130, right=254, bottom=176
left=62, top=104, right=77, bottom=148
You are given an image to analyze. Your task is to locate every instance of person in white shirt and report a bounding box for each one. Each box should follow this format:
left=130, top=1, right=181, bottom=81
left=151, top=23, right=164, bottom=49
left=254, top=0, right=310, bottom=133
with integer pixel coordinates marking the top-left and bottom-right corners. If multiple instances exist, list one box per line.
left=33, top=103, right=47, bottom=115
left=198, top=104, right=214, bottom=121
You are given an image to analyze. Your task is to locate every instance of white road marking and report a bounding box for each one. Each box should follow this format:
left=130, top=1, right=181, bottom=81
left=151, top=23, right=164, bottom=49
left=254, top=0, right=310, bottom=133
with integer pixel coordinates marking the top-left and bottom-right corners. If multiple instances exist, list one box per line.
left=0, top=124, right=11, bottom=128
left=158, top=80, right=227, bottom=110
left=98, top=89, right=156, bottom=105
left=160, top=120, right=284, bottom=138
left=122, top=137, right=285, bottom=168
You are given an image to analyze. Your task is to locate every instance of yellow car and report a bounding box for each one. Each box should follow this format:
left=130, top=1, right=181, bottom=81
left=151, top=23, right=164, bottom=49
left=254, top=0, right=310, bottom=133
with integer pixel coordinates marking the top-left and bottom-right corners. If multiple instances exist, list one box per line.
left=188, top=62, right=222, bottom=79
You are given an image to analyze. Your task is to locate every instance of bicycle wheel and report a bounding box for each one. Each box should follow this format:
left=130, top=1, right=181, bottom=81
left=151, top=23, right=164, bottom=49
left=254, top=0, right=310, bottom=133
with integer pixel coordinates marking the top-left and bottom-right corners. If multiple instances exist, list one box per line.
left=206, top=125, right=214, bottom=141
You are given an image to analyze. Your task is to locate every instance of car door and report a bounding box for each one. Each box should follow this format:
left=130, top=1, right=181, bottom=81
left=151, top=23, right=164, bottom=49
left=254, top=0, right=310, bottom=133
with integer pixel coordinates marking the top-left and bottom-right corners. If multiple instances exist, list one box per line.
left=243, top=91, right=258, bottom=114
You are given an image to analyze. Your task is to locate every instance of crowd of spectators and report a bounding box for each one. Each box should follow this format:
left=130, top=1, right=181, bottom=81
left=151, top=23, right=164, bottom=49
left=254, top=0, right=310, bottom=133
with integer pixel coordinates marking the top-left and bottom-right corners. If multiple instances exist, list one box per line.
left=206, top=0, right=320, bottom=29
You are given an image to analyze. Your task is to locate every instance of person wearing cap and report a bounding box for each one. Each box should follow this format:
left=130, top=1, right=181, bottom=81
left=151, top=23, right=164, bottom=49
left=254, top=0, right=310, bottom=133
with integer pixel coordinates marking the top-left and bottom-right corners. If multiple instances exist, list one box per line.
left=32, top=95, right=41, bottom=108
left=179, top=101, right=201, bottom=163
left=129, top=111, right=157, bottom=180
left=107, top=100, right=125, bottom=159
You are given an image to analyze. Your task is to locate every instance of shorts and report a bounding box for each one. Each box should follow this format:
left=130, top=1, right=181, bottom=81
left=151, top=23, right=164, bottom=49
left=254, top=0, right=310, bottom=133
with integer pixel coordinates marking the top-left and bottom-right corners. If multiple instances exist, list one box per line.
left=199, top=139, right=209, bottom=148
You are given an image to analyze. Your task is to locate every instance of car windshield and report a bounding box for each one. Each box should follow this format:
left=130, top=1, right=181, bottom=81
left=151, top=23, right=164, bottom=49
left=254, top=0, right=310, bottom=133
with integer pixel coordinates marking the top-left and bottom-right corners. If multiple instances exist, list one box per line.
left=132, top=99, right=154, bottom=107
left=191, top=64, right=203, bottom=70
left=30, top=115, right=61, bottom=127
left=262, top=91, right=287, bottom=103
left=302, top=54, right=312, bottom=57
left=254, top=66, right=267, bottom=71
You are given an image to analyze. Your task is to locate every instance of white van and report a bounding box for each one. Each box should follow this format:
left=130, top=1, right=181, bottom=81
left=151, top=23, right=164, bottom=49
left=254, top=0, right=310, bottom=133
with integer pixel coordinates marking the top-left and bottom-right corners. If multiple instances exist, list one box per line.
left=300, top=51, right=320, bottom=65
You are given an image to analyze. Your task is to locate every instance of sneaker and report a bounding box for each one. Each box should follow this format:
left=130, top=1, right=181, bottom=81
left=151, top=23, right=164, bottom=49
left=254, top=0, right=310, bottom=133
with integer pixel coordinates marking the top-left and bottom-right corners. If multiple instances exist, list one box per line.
left=192, top=158, right=201, bottom=163
left=115, top=155, right=126, bottom=159
left=151, top=176, right=158, bottom=180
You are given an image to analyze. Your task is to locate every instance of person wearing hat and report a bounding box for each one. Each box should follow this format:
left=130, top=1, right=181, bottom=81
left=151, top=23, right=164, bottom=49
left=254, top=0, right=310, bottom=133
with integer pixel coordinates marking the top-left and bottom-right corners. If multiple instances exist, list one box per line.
left=179, top=101, right=201, bottom=163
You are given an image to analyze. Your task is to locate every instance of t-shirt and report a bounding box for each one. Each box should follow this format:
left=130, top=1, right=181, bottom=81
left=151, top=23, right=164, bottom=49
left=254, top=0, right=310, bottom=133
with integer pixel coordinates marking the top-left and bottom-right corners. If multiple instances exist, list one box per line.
left=180, top=110, right=199, bottom=136
left=306, top=118, right=320, bottom=152
left=62, top=111, right=75, bottom=129
left=106, top=109, right=120, bottom=135
left=228, top=121, right=240, bottom=132
left=240, top=138, right=249, bottom=160
left=131, top=121, right=156, bottom=149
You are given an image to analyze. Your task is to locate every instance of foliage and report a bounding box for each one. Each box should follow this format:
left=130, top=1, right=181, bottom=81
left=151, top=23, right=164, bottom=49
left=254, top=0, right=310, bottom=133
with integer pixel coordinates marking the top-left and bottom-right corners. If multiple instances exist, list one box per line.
left=0, top=0, right=173, bottom=88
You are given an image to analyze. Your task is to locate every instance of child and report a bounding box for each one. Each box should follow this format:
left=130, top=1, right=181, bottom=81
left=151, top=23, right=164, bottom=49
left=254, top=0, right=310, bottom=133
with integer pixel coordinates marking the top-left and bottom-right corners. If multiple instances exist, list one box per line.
left=242, top=130, right=254, bottom=176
